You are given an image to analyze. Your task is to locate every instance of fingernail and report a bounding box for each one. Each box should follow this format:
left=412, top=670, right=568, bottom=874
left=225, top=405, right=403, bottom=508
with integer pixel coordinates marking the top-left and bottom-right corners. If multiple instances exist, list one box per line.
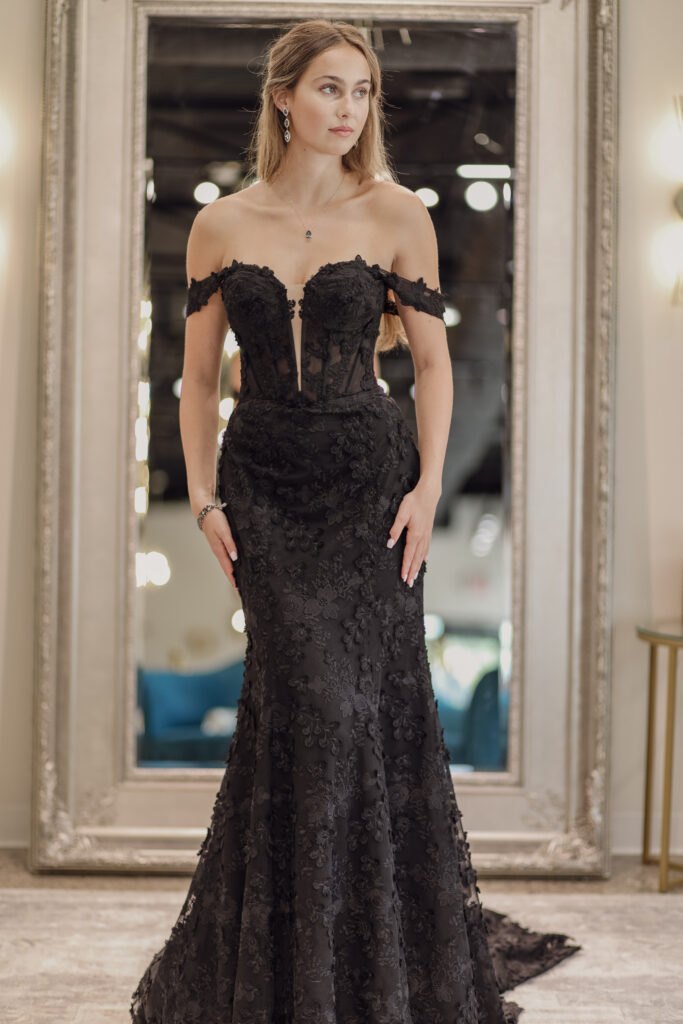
left=387, top=538, right=395, bottom=548
left=402, top=572, right=407, bottom=582
left=230, top=550, right=237, bottom=561
left=409, top=578, right=414, bottom=588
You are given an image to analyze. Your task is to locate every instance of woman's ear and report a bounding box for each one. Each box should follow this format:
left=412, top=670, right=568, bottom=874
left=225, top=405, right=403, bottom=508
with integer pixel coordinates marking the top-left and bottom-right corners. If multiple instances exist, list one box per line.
left=271, top=89, right=287, bottom=113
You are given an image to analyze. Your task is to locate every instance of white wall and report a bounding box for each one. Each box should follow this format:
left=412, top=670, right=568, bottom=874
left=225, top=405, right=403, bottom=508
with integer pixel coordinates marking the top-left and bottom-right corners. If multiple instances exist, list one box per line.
left=1, top=0, right=682, bottom=856
left=0, top=1, right=45, bottom=845
left=611, top=0, right=683, bottom=854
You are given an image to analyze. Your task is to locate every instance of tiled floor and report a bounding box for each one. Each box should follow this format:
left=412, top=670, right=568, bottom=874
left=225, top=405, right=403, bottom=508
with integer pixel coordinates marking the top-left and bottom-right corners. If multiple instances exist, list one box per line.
left=1, top=850, right=682, bottom=1024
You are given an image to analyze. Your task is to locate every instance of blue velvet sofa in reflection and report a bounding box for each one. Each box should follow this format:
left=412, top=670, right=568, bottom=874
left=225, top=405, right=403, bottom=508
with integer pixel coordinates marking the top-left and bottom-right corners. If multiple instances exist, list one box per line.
left=137, top=660, right=508, bottom=771
left=136, top=661, right=245, bottom=767
left=437, top=668, right=510, bottom=771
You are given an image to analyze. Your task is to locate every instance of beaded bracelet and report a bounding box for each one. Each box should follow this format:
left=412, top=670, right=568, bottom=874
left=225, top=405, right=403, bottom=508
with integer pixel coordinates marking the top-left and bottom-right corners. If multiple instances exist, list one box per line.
left=196, top=501, right=227, bottom=531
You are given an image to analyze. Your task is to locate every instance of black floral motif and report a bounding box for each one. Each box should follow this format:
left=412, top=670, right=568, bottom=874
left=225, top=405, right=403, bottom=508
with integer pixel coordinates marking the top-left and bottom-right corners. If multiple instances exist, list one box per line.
left=130, top=258, right=581, bottom=1024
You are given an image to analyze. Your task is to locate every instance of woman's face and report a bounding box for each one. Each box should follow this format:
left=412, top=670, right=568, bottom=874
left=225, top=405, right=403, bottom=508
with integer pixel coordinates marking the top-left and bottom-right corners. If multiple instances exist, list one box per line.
left=279, top=43, right=372, bottom=152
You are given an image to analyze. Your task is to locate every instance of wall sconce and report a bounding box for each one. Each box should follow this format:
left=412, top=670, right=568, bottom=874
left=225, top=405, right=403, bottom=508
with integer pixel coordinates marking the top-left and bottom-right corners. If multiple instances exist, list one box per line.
left=671, top=95, right=679, bottom=303
left=650, top=96, right=683, bottom=306
left=676, top=187, right=683, bottom=219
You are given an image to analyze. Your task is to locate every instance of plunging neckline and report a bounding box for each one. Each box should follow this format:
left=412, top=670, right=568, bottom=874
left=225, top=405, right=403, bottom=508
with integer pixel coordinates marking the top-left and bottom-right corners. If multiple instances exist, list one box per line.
left=205, top=254, right=392, bottom=396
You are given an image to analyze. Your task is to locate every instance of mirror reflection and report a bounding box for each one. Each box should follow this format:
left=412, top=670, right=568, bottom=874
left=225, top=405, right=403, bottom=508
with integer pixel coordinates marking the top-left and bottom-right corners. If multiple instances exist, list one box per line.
left=135, top=18, right=516, bottom=772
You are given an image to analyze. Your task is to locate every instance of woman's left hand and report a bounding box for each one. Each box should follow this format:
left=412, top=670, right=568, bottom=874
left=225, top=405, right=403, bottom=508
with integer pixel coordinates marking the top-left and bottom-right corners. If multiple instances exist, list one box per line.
left=386, top=478, right=441, bottom=587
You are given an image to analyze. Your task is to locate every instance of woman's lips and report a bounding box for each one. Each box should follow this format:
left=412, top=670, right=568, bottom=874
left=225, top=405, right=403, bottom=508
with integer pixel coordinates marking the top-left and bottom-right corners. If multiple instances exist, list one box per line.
left=330, top=127, right=353, bottom=135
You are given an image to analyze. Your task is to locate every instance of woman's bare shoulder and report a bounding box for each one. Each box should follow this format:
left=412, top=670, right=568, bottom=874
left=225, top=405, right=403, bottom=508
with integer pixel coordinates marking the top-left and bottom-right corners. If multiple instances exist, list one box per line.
left=192, top=184, right=266, bottom=234
left=370, top=178, right=426, bottom=218
left=363, top=178, right=428, bottom=259
left=187, top=185, right=270, bottom=273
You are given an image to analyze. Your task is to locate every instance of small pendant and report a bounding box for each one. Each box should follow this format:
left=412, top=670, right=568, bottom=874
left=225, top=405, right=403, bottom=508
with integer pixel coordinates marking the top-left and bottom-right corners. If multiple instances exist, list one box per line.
left=305, top=229, right=312, bottom=239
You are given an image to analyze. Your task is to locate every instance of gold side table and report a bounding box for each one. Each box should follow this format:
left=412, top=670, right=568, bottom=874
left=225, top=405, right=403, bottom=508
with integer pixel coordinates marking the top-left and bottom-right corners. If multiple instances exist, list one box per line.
left=636, top=620, right=683, bottom=892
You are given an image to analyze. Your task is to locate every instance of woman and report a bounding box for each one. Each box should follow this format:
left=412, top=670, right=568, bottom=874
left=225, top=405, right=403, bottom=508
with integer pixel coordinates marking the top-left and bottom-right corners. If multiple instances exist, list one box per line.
left=130, top=19, right=580, bottom=1024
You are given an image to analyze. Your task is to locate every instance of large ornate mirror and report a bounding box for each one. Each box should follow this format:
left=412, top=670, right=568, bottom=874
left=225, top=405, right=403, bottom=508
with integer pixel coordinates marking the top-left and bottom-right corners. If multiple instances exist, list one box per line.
left=33, top=0, right=616, bottom=874
left=136, top=17, right=517, bottom=775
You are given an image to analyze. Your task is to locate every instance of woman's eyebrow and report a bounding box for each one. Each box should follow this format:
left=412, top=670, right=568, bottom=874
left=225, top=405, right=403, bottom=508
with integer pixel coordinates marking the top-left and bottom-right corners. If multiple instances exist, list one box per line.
left=312, top=74, right=371, bottom=85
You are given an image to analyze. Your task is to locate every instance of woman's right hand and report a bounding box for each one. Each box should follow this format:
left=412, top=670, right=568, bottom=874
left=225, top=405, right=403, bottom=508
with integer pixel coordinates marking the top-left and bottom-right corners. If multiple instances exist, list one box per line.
left=200, top=508, right=240, bottom=592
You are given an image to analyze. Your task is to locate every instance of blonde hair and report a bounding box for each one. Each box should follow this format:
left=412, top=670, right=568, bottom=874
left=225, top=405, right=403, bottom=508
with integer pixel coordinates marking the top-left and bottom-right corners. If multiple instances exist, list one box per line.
left=245, top=19, right=408, bottom=353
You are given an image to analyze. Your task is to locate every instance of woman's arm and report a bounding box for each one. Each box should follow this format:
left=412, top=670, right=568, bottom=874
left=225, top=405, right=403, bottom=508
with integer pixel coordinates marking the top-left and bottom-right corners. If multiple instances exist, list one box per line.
left=390, top=188, right=453, bottom=494
left=179, top=204, right=241, bottom=590
left=180, top=206, right=229, bottom=519
left=385, top=188, right=454, bottom=587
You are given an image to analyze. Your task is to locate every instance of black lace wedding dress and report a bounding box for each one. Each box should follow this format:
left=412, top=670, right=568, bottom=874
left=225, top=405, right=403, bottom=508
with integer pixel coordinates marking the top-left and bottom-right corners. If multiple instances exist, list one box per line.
left=130, top=254, right=581, bottom=1024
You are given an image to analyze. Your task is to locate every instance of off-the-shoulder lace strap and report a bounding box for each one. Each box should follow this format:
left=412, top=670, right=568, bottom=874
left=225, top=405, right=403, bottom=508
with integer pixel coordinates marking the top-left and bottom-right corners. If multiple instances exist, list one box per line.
left=380, top=269, right=446, bottom=320
left=185, top=269, right=226, bottom=317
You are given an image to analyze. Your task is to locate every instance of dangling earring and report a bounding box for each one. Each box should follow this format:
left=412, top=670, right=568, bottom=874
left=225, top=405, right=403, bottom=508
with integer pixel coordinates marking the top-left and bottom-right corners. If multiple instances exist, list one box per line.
left=282, top=106, right=291, bottom=144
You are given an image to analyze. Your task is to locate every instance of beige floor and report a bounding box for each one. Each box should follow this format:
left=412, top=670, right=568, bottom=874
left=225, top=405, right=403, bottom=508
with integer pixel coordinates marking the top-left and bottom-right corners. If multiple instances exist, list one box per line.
left=1, top=850, right=682, bottom=1024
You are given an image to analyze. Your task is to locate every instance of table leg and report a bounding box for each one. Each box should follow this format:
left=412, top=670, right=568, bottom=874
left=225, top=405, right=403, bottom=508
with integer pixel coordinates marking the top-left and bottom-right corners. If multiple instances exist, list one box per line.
left=659, top=645, right=678, bottom=892
left=643, top=642, right=657, bottom=864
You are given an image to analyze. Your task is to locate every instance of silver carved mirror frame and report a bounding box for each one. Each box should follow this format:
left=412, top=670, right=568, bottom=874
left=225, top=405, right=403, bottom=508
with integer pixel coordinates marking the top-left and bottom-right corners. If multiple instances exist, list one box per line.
left=32, top=0, right=617, bottom=874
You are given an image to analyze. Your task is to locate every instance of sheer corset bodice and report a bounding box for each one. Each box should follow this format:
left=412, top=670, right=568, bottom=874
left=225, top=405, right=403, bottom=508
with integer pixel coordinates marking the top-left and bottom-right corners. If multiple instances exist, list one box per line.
left=185, top=253, right=446, bottom=405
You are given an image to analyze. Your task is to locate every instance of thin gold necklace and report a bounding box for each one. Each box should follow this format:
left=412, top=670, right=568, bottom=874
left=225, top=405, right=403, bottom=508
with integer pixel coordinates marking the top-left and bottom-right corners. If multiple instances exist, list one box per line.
left=270, top=172, right=346, bottom=241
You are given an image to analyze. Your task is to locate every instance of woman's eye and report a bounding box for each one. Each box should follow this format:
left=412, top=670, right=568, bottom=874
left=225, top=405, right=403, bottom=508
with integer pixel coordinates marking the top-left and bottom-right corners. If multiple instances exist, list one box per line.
left=321, top=84, right=369, bottom=97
